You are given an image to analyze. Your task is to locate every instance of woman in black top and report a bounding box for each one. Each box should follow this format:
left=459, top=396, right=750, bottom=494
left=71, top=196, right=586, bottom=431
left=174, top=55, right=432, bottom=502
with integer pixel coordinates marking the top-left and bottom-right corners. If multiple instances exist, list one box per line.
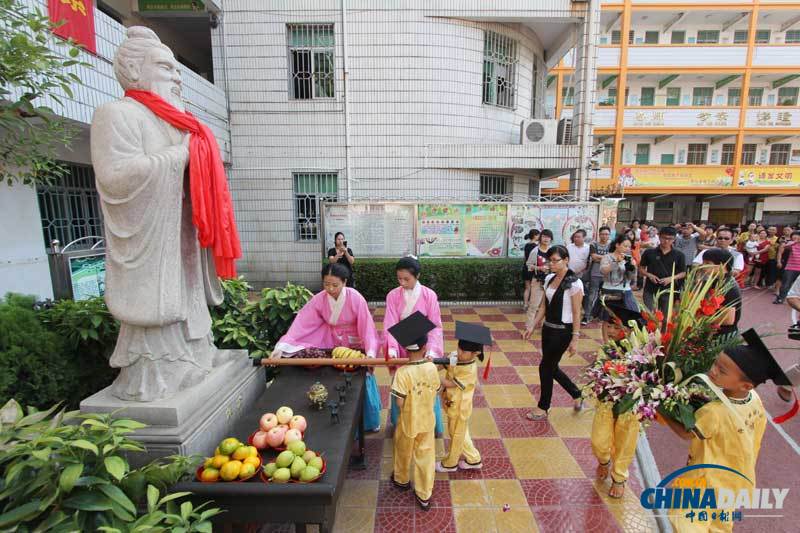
left=327, top=232, right=355, bottom=287
left=523, top=245, right=584, bottom=421
left=699, top=248, right=741, bottom=337
left=522, top=229, right=540, bottom=310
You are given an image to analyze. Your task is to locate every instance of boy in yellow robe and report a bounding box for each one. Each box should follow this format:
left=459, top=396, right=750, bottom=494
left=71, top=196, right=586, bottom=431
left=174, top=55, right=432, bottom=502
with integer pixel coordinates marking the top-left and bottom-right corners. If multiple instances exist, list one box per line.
left=661, top=329, right=792, bottom=532
left=436, top=321, right=492, bottom=472
left=389, top=311, right=441, bottom=511
left=591, top=304, right=645, bottom=499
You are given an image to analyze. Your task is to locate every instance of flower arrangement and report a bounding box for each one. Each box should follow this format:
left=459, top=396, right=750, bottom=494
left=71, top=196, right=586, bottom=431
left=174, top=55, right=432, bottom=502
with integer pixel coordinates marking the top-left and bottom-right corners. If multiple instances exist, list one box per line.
left=584, top=265, right=741, bottom=429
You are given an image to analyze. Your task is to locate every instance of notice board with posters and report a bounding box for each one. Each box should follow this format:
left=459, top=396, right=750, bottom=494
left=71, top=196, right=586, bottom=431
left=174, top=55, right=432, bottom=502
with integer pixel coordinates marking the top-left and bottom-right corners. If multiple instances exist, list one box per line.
left=507, top=203, right=600, bottom=257
left=323, top=203, right=416, bottom=258
left=417, top=204, right=508, bottom=257
left=69, top=254, right=106, bottom=300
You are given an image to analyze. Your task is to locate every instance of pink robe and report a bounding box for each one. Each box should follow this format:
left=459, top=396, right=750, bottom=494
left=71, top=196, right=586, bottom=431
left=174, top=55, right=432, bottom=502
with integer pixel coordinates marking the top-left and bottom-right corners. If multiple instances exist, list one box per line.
left=274, top=287, right=379, bottom=357
left=383, top=283, right=444, bottom=358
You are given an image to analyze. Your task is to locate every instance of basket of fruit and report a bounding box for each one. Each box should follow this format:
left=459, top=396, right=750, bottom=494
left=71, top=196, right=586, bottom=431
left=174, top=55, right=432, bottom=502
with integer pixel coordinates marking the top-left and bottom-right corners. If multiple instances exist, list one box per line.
left=249, top=406, right=306, bottom=451
left=261, top=441, right=325, bottom=484
left=197, top=437, right=262, bottom=482
left=331, top=346, right=364, bottom=371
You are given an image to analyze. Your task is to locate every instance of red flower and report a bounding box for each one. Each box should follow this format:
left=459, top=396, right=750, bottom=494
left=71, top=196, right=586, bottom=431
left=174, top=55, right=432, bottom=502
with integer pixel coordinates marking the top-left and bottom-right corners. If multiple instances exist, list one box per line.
left=614, top=363, right=627, bottom=374
left=603, top=361, right=613, bottom=372
left=646, top=320, right=657, bottom=333
left=662, top=331, right=672, bottom=344
left=654, top=310, right=664, bottom=322
left=615, top=330, right=626, bottom=341
left=613, top=317, right=623, bottom=326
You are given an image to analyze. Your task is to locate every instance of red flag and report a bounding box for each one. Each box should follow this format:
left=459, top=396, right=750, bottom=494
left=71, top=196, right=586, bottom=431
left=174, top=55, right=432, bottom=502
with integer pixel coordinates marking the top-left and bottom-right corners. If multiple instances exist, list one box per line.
left=48, top=0, right=96, bottom=54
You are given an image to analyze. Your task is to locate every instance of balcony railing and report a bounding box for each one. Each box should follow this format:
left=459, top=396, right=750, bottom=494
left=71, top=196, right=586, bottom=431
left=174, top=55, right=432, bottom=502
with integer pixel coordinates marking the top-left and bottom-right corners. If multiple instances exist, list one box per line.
left=15, top=0, right=230, bottom=161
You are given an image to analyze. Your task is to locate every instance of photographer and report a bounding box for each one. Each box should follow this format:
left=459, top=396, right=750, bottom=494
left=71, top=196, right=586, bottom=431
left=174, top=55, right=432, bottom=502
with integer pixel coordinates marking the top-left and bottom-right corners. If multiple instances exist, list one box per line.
left=327, top=232, right=355, bottom=287
left=599, top=234, right=639, bottom=342
left=639, top=227, right=686, bottom=317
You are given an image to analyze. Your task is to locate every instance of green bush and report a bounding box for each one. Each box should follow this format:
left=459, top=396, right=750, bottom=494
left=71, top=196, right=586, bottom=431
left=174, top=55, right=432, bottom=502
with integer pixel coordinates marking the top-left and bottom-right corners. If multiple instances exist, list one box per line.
left=40, top=296, right=119, bottom=359
left=255, top=283, right=314, bottom=348
left=0, top=294, right=83, bottom=409
left=352, top=258, right=524, bottom=301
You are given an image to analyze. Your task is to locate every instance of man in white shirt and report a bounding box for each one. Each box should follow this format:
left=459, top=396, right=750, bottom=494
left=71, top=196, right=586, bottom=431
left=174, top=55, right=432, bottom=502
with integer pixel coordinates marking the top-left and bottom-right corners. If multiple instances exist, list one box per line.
left=693, top=228, right=744, bottom=275
left=567, top=229, right=591, bottom=279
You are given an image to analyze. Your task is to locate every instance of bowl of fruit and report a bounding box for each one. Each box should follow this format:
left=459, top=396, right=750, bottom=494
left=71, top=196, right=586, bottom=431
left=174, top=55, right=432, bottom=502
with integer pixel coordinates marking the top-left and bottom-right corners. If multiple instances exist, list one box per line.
left=260, top=441, right=325, bottom=484
left=249, top=406, right=306, bottom=452
left=197, top=437, right=262, bottom=483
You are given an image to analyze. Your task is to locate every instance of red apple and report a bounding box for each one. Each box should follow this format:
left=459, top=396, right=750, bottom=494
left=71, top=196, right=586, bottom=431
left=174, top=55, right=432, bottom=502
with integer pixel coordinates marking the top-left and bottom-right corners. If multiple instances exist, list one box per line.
left=284, top=428, right=302, bottom=446
left=266, top=426, right=286, bottom=448
left=251, top=430, right=269, bottom=449
left=259, top=413, right=278, bottom=432
left=276, top=406, right=293, bottom=424
left=289, top=415, right=307, bottom=432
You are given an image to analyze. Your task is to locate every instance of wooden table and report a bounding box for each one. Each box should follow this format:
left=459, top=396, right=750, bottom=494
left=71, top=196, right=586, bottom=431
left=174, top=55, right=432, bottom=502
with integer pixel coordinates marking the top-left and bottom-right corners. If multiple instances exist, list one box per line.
left=175, top=367, right=366, bottom=533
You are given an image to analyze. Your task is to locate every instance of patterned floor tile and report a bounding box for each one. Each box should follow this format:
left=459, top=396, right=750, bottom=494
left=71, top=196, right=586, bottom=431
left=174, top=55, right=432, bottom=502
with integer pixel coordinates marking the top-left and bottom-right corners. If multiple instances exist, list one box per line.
left=481, top=384, right=534, bottom=408
left=450, top=480, right=490, bottom=507
left=415, top=505, right=456, bottom=532
left=374, top=508, right=416, bottom=533
left=560, top=351, right=591, bottom=366
left=472, top=438, right=508, bottom=458
left=332, top=507, right=375, bottom=533
left=547, top=407, right=595, bottom=439
left=475, top=307, right=503, bottom=315
left=339, top=480, right=380, bottom=508
left=577, top=338, right=603, bottom=352
left=486, top=352, right=511, bottom=367
left=493, top=409, right=558, bottom=438
left=562, top=437, right=600, bottom=478
left=483, top=320, right=518, bottom=331
left=427, top=479, right=452, bottom=508
left=347, top=439, right=384, bottom=480
left=485, top=479, right=528, bottom=507
left=481, top=367, right=523, bottom=385
left=527, top=385, right=582, bottom=408
left=448, top=456, right=516, bottom=480
left=532, top=505, right=620, bottom=533
left=467, top=408, right=500, bottom=438
left=454, top=508, right=497, bottom=533
left=505, top=438, right=585, bottom=479
left=592, top=479, right=657, bottom=533
left=515, top=366, right=541, bottom=385
left=495, top=339, right=537, bottom=352
left=479, top=314, right=511, bottom=322
left=376, top=480, right=415, bottom=508
left=494, top=507, right=540, bottom=533
left=521, top=478, right=605, bottom=507
left=450, top=308, right=478, bottom=315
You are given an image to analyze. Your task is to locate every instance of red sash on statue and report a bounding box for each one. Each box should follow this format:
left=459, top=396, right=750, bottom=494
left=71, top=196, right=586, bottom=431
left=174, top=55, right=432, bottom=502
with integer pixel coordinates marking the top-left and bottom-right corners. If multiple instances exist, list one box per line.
left=124, top=90, right=241, bottom=278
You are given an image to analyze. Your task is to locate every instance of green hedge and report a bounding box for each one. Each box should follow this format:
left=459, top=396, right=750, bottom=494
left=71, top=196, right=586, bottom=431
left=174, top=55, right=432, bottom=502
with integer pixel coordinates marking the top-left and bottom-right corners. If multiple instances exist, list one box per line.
left=352, top=258, right=524, bottom=301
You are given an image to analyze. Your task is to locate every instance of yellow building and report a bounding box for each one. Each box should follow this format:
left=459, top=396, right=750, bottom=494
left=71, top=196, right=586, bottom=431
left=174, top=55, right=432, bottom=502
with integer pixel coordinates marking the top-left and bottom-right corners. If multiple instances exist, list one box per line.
left=547, top=0, right=800, bottom=227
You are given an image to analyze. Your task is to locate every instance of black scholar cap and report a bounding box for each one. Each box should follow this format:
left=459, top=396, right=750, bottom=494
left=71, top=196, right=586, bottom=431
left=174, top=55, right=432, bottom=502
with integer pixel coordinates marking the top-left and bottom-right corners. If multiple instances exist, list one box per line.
left=605, top=303, right=646, bottom=328
left=455, top=321, right=493, bottom=361
left=726, top=329, right=791, bottom=386
left=388, top=311, right=436, bottom=351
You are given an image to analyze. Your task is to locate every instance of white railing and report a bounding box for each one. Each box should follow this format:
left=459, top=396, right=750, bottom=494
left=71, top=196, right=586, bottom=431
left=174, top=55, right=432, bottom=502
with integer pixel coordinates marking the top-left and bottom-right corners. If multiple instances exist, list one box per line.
left=627, top=46, right=747, bottom=68
left=14, top=0, right=230, bottom=161
left=597, top=47, right=620, bottom=68
left=753, top=46, right=800, bottom=67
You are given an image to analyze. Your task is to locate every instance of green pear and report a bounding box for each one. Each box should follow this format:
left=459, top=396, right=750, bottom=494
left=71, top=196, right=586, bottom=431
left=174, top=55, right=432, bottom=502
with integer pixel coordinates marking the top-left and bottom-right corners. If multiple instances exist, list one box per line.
left=262, top=462, right=278, bottom=478
left=287, top=440, right=306, bottom=457
left=300, top=465, right=321, bottom=482
left=272, top=467, right=291, bottom=483
left=302, top=450, right=317, bottom=463
left=308, top=456, right=324, bottom=471
left=290, top=456, right=307, bottom=479
left=276, top=450, right=295, bottom=468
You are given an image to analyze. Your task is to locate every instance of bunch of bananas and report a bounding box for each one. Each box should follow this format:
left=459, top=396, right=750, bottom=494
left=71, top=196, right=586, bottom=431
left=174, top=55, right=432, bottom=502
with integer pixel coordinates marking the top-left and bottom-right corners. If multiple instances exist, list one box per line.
left=331, top=346, right=364, bottom=370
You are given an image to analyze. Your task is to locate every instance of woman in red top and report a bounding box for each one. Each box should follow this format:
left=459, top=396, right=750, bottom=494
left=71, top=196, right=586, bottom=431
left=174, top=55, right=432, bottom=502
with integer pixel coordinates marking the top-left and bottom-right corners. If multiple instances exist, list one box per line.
left=751, top=229, right=770, bottom=289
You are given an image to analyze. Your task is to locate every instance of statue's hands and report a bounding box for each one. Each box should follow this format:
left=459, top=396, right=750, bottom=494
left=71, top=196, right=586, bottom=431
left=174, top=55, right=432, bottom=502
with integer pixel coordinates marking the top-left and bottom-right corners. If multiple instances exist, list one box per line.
left=178, top=134, right=191, bottom=165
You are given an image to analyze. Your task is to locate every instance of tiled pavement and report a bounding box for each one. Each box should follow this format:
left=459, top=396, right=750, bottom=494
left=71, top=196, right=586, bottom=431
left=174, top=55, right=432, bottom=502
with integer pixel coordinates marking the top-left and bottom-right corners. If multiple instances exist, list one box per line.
left=328, top=306, right=658, bottom=533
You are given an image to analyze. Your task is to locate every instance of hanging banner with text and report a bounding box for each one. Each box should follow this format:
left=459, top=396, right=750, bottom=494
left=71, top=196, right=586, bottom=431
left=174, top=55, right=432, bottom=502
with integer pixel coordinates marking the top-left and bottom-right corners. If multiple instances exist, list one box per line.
left=738, top=166, right=800, bottom=188
left=507, top=204, right=599, bottom=257
left=138, top=1, right=206, bottom=11
left=618, top=166, right=734, bottom=189
left=48, top=0, right=96, bottom=54
left=417, top=204, right=507, bottom=257
left=69, top=254, right=106, bottom=301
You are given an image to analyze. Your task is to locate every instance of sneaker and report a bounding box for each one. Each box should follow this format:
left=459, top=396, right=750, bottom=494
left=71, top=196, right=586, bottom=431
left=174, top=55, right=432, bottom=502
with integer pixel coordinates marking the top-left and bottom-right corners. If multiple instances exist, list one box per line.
left=581, top=319, right=589, bottom=326
left=368, top=425, right=381, bottom=433
left=458, top=459, right=482, bottom=470
left=416, top=494, right=431, bottom=511
left=436, top=461, right=458, bottom=473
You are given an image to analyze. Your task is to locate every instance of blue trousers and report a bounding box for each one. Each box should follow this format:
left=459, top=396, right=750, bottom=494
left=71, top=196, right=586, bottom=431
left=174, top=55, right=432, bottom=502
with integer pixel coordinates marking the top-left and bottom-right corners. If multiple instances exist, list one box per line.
left=390, top=394, right=444, bottom=435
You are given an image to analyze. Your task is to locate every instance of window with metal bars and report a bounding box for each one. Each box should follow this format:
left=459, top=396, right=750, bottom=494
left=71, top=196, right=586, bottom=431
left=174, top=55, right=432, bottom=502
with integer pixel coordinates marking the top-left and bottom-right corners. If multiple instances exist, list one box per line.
left=733, top=30, right=748, bottom=44
left=640, top=87, right=655, bottom=106
left=635, top=144, right=650, bottom=165
left=611, top=30, right=621, bottom=45
left=666, top=87, right=681, bottom=106
left=696, top=30, right=720, bottom=44
left=748, top=87, right=763, bottom=106
left=721, top=144, right=736, bottom=165
left=603, top=143, right=614, bottom=165
left=293, top=173, right=338, bottom=240
left=692, top=87, right=714, bottom=106
left=644, top=31, right=659, bottom=44
left=741, top=144, right=757, bottom=165
left=482, top=31, right=518, bottom=109
left=562, top=86, right=575, bottom=106
left=769, top=144, right=791, bottom=165
left=778, top=87, right=799, bottom=106
left=755, top=29, right=771, bottom=44
left=287, top=24, right=335, bottom=100
left=479, top=174, right=512, bottom=202
left=686, top=144, right=708, bottom=165
left=36, top=163, right=104, bottom=251
left=670, top=31, right=685, bottom=44
left=727, top=88, right=741, bottom=106
left=786, top=30, right=800, bottom=44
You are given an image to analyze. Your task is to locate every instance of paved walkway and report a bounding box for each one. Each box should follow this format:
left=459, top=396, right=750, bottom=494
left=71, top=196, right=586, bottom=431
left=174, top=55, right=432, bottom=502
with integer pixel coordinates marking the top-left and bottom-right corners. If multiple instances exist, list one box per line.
left=330, top=306, right=657, bottom=533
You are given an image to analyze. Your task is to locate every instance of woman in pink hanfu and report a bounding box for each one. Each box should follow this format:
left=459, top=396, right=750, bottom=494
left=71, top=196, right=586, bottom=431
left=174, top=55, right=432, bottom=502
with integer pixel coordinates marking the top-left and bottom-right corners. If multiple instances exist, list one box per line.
left=272, top=263, right=382, bottom=430
left=383, top=256, right=445, bottom=434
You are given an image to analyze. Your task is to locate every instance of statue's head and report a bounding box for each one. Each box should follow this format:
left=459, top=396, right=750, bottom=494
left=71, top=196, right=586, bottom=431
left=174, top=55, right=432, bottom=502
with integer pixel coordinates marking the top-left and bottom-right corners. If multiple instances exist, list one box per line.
left=114, top=26, right=184, bottom=110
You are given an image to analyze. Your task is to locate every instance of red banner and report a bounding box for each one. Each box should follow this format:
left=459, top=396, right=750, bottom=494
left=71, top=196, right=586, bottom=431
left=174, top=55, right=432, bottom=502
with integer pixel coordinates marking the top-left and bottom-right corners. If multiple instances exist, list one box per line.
left=48, top=0, right=96, bottom=54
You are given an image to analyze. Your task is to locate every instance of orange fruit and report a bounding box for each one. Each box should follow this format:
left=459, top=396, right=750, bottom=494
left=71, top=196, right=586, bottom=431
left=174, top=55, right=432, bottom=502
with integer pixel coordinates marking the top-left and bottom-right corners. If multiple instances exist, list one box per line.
left=201, top=467, right=219, bottom=482
left=211, top=455, right=230, bottom=469
left=220, top=460, right=242, bottom=481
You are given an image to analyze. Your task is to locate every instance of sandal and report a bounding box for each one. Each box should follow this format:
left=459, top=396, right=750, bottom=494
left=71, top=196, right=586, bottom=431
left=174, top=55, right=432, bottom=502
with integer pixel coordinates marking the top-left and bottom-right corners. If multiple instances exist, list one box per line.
left=525, top=409, right=549, bottom=421
left=574, top=398, right=585, bottom=412
left=596, top=461, right=610, bottom=481
left=609, top=479, right=626, bottom=499
left=391, top=473, right=410, bottom=491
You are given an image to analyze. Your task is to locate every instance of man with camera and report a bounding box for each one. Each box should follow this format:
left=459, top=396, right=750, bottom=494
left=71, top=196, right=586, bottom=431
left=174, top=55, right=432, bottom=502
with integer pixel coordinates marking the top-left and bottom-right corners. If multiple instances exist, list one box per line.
left=639, top=226, right=686, bottom=317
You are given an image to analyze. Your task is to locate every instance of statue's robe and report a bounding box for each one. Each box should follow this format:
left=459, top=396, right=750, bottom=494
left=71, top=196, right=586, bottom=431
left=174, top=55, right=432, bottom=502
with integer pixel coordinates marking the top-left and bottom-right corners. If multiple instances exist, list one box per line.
left=91, top=97, right=223, bottom=402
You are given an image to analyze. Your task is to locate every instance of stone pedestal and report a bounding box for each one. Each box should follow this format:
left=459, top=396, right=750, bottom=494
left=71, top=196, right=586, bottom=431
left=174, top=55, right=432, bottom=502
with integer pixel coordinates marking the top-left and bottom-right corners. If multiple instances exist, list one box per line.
left=81, top=350, right=264, bottom=468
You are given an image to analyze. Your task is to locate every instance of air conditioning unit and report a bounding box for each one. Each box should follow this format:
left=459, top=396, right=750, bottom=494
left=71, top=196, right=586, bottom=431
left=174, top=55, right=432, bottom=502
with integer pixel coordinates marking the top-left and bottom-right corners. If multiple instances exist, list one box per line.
left=519, top=119, right=557, bottom=145
left=557, top=118, right=573, bottom=145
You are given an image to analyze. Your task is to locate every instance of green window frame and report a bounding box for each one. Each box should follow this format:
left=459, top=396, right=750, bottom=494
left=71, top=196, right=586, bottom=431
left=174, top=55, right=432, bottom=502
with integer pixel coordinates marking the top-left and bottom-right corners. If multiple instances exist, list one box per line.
left=644, top=31, right=659, bottom=44
left=755, top=29, right=771, bottom=44
left=727, top=88, right=741, bottom=106
left=692, top=87, right=714, bottom=106
left=786, top=30, right=800, bottom=44
left=778, top=87, right=799, bottom=106
left=635, top=144, right=650, bottom=165
left=287, top=24, right=335, bottom=100
left=696, top=30, right=720, bottom=44
left=721, top=144, right=736, bottom=166
left=733, top=30, right=748, bottom=44
left=748, top=87, right=764, bottom=106
left=293, top=172, right=338, bottom=240
left=666, top=87, right=681, bottom=106
left=640, top=87, right=655, bottom=106
left=670, top=31, right=685, bottom=44
left=660, top=154, right=675, bottom=165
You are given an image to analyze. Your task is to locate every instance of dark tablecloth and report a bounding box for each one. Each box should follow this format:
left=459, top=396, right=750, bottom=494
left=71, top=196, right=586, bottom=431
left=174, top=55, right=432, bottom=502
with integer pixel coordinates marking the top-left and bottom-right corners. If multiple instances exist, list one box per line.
left=174, top=366, right=365, bottom=532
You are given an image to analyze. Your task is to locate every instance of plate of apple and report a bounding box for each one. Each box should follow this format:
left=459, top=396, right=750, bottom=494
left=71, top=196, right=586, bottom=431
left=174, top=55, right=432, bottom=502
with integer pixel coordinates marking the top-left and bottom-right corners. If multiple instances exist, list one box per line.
left=249, top=405, right=307, bottom=452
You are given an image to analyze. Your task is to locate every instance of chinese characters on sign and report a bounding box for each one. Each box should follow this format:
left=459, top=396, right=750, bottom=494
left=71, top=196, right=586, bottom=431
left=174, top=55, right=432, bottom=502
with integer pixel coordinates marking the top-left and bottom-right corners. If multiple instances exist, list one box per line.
left=738, top=166, right=800, bottom=188
left=696, top=112, right=730, bottom=127
left=618, top=166, right=735, bottom=188
left=632, top=111, right=665, bottom=126
left=755, top=111, right=793, bottom=127
left=48, top=0, right=96, bottom=53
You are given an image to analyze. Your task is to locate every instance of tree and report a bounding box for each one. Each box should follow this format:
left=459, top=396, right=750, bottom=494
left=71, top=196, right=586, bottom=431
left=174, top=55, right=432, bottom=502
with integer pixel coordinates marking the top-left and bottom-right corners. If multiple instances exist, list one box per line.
left=0, top=0, right=88, bottom=187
